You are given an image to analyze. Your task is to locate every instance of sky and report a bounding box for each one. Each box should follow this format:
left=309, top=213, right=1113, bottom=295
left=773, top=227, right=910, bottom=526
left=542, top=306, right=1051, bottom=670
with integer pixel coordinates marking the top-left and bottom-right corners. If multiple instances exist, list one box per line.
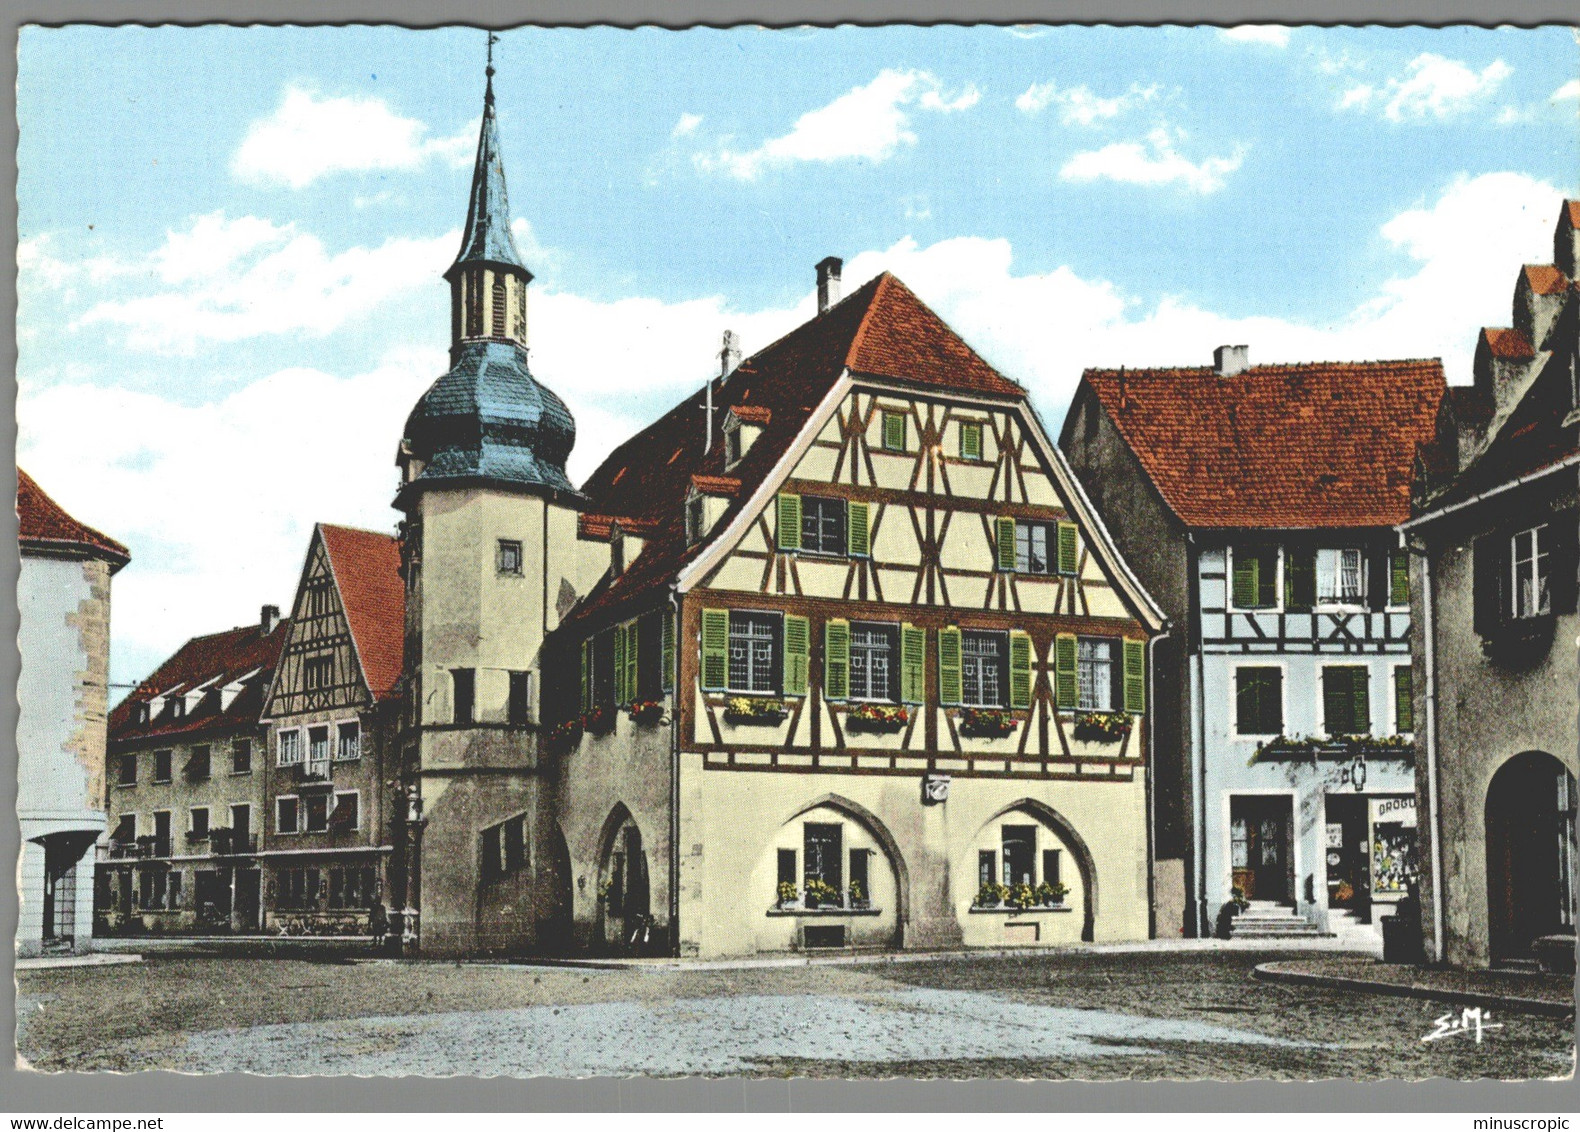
left=15, top=23, right=1580, bottom=690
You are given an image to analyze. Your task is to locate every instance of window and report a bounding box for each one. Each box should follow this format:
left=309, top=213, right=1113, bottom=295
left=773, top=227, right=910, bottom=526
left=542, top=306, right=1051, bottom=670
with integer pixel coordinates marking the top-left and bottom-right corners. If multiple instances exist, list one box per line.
left=304, top=655, right=333, bottom=690
left=276, top=796, right=299, bottom=835
left=308, top=726, right=330, bottom=765
left=232, top=739, right=252, bottom=775
left=1000, top=519, right=1077, bottom=575
left=728, top=612, right=781, bottom=694
left=330, top=791, right=359, bottom=832
left=1388, top=551, right=1411, bottom=608
left=849, top=848, right=871, bottom=904
left=491, top=278, right=508, bottom=336
left=1512, top=525, right=1551, bottom=619
left=1076, top=639, right=1115, bottom=711
left=152, top=811, right=171, bottom=857
left=1317, top=548, right=1366, bottom=605
left=961, top=631, right=1007, bottom=708
left=277, top=867, right=320, bottom=911
left=1002, top=825, right=1036, bottom=887
left=304, top=794, right=330, bottom=834
left=1042, top=849, right=1062, bottom=891
left=452, top=668, right=475, bottom=723
left=117, top=753, right=137, bottom=787
left=725, top=425, right=742, bottom=468
left=113, top=814, right=136, bottom=844
left=189, top=807, right=209, bottom=839
left=1235, top=667, right=1284, bottom=736
left=959, top=421, right=984, bottom=461
left=482, top=813, right=528, bottom=882
left=508, top=671, right=532, bottom=725
left=231, top=803, right=251, bottom=841
left=1393, top=665, right=1414, bottom=734
left=277, top=729, right=302, bottom=766
left=804, top=823, right=843, bottom=891
left=849, top=623, right=898, bottom=702
left=687, top=494, right=705, bottom=544
left=1322, top=666, right=1371, bottom=736
left=497, top=538, right=523, bottom=576
left=514, top=283, right=526, bottom=341
left=336, top=722, right=360, bottom=761
left=800, top=495, right=847, bottom=556
left=328, top=866, right=378, bottom=910
left=153, top=750, right=172, bottom=783
left=305, top=581, right=334, bottom=618
left=778, top=848, right=797, bottom=891
left=978, top=849, right=996, bottom=889
left=185, top=745, right=211, bottom=782
left=881, top=410, right=907, bottom=452
left=1230, top=545, right=1279, bottom=609
left=1016, top=521, right=1051, bottom=575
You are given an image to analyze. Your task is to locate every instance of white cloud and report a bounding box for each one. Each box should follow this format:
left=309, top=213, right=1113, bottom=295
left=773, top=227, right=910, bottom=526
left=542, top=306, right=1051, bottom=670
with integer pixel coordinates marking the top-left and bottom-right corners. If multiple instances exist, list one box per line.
left=671, top=112, right=704, bottom=138
left=694, top=68, right=980, bottom=180
left=1220, top=26, right=1292, bottom=48
left=1059, top=127, right=1246, bottom=193
left=73, top=212, right=453, bottom=353
left=1552, top=79, right=1580, bottom=102
left=1340, top=53, right=1512, bottom=121
left=232, top=85, right=475, bottom=189
left=1015, top=81, right=1160, bottom=125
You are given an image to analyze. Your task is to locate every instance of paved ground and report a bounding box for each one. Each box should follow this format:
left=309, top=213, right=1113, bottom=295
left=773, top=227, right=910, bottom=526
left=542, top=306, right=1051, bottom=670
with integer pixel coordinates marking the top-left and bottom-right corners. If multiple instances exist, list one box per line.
left=15, top=947, right=1575, bottom=1080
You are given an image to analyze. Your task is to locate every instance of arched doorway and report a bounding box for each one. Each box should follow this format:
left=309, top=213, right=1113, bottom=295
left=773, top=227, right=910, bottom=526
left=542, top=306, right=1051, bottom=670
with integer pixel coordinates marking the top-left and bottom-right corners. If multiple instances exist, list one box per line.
left=1485, top=751, right=1577, bottom=964
left=597, top=806, right=652, bottom=953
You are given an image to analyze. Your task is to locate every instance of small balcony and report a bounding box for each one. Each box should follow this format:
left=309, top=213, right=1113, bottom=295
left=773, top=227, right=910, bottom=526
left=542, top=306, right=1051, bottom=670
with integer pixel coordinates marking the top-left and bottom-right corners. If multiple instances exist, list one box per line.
left=292, top=760, right=334, bottom=788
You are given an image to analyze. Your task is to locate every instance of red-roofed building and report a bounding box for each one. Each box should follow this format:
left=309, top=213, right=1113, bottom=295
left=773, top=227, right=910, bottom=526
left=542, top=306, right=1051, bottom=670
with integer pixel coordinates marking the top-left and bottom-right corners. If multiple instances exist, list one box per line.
left=18, top=469, right=129, bottom=956
left=1402, top=198, right=1579, bottom=971
left=1061, top=347, right=1446, bottom=940
left=96, top=607, right=286, bottom=936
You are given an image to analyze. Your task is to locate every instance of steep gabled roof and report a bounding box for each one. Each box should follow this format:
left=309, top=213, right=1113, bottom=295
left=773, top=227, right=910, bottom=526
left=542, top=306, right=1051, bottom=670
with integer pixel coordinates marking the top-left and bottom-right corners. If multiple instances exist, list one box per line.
left=319, top=524, right=405, bottom=700
left=563, top=273, right=1065, bottom=631
left=17, top=467, right=130, bottom=570
left=1081, top=359, right=1447, bottom=529
left=109, top=621, right=286, bottom=745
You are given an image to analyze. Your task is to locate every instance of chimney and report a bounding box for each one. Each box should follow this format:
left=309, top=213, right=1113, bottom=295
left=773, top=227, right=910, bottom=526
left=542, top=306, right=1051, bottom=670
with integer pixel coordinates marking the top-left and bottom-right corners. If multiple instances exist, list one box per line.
left=1213, top=344, right=1249, bottom=377
left=720, top=329, right=741, bottom=377
left=261, top=604, right=280, bottom=635
left=816, top=256, right=843, bottom=314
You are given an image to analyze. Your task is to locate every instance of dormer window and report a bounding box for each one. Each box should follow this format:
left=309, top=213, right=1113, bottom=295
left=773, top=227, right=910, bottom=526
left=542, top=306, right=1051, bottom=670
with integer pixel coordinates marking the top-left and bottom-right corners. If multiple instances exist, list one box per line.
left=725, top=421, right=743, bottom=468
left=134, top=703, right=149, bottom=726
left=686, top=492, right=706, bottom=545
left=610, top=524, right=626, bottom=577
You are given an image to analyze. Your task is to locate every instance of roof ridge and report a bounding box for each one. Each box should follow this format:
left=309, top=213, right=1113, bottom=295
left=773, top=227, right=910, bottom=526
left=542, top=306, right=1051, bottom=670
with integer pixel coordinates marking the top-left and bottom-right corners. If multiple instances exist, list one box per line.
left=843, top=271, right=889, bottom=369
left=317, top=520, right=397, bottom=540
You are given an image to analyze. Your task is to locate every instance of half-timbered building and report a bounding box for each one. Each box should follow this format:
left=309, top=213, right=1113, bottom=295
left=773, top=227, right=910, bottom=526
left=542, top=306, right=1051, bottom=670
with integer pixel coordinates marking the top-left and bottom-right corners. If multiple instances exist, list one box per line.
left=259, top=523, right=405, bottom=935
left=1061, top=348, right=1446, bottom=941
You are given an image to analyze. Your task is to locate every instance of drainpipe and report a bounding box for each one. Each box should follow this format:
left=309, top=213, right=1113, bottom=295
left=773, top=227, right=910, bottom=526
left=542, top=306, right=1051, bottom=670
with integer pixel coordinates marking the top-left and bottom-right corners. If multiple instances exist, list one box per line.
left=667, top=586, right=682, bottom=958
left=1145, top=621, right=1172, bottom=940
left=1410, top=534, right=1446, bottom=963
left=1187, top=532, right=1208, bottom=937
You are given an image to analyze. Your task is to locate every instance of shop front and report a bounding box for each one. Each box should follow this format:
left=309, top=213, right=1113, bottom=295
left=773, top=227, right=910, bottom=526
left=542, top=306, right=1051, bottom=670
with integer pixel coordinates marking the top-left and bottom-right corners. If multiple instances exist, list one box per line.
left=1324, top=793, right=1416, bottom=921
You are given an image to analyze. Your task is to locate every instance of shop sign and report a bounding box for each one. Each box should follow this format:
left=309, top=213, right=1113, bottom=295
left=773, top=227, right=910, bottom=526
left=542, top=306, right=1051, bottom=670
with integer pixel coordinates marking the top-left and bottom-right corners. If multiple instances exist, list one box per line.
left=1370, top=795, right=1417, bottom=827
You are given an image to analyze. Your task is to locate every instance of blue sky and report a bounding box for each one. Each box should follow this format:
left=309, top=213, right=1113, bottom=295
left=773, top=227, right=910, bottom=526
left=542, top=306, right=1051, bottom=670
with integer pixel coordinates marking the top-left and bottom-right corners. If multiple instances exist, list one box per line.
left=16, top=24, right=1579, bottom=688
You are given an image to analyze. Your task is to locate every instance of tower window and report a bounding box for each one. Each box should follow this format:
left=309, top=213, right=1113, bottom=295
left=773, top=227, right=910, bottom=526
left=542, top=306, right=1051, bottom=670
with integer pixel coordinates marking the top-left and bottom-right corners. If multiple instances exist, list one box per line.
left=452, top=668, right=475, bottom=724
left=497, top=539, right=523, bottom=576
left=514, top=283, right=526, bottom=341
left=466, top=271, right=483, bottom=337
left=492, top=279, right=508, bottom=337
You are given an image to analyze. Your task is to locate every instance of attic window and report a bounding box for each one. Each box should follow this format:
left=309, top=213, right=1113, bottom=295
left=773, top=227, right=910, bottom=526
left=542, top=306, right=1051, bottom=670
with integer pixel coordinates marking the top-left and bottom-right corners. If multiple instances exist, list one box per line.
left=134, top=703, right=149, bottom=726
left=724, top=421, right=743, bottom=468
left=686, top=493, right=706, bottom=545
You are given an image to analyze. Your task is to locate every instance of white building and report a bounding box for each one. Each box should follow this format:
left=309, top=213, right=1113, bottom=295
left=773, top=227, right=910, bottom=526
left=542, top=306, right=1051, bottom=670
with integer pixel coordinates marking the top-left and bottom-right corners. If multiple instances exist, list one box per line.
left=17, top=468, right=129, bottom=956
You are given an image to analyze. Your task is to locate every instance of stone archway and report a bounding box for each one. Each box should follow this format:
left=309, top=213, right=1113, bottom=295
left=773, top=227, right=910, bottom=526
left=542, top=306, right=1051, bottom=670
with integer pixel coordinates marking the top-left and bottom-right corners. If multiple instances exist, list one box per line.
left=1485, top=751, right=1577, bottom=964
left=981, top=798, right=1100, bottom=942
left=781, top=793, right=911, bottom=946
left=596, top=804, right=652, bottom=953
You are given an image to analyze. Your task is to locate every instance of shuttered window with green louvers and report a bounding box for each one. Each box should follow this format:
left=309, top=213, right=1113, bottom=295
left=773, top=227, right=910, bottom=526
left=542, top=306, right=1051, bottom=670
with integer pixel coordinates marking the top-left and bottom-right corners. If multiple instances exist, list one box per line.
left=938, top=627, right=963, bottom=706
left=1053, top=633, right=1078, bottom=709
left=994, top=517, right=1016, bottom=571
left=1322, top=665, right=1370, bottom=735
left=700, top=609, right=730, bottom=691
left=1122, top=639, right=1146, bottom=714
left=959, top=421, right=983, bottom=461
left=1393, top=665, right=1414, bottom=733
left=882, top=410, right=907, bottom=451
left=580, top=639, right=594, bottom=713
left=1008, top=631, right=1033, bottom=710
left=900, top=624, right=925, bottom=704
left=623, top=622, right=638, bottom=706
left=824, top=619, right=851, bottom=700
left=1284, top=548, right=1316, bottom=611
left=613, top=623, right=628, bottom=705
left=783, top=615, right=810, bottom=697
left=661, top=613, right=675, bottom=693
left=1389, top=552, right=1411, bottom=607
left=1056, top=521, right=1079, bottom=576
left=1231, top=545, right=1279, bottom=609
left=776, top=493, right=802, bottom=552
left=847, top=501, right=871, bottom=558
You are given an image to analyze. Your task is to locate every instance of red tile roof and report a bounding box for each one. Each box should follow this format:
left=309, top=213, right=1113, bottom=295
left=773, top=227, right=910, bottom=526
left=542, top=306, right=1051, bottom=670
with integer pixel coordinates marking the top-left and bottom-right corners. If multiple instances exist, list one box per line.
left=109, top=620, right=287, bottom=746
left=729, top=404, right=772, bottom=425
left=319, top=524, right=405, bottom=700
left=17, top=467, right=129, bottom=569
left=577, top=513, right=664, bottom=540
left=1524, top=264, right=1569, bottom=295
left=1082, top=359, right=1447, bottom=529
left=1568, top=200, right=1580, bottom=227
left=690, top=474, right=741, bottom=496
left=565, top=272, right=1023, bottom=627
left=1481, top=327, right=1535, bottom=360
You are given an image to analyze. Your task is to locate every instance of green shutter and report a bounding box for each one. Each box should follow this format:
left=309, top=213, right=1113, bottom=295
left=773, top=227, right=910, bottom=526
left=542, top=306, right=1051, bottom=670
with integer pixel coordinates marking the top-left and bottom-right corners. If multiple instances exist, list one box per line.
left=1321, top=668, right=1347, bottom=735
left=1122, top=639, right=1146, bottom=714
left=824, top=619, right=850, bottom=700
left=612, top=624, right=628, bottom=705
left=1232, top=549, right=1259, bottom=609
left=1351, top=667, right=1370, bottom=735
left=1285, top=549, right=1316, bottom=611
left=938, top=627, right=963, bottom=706
left=700, top=609, right=729, bottom=691
left=1008, top=631, right=1033, bottom=710
left=995, top=517, right=1017, bottom=572
left=1053, top=633, right=1077, bottom=710
left=900, top=624, right=925, bottom=704
left=1390, top=552, right=1410, bottom=607
left=883, top=411, right=906, bottom=451
left=1057, top=521, right=1079, bottom=576
left=776, top=493, right=802, bottom=552
left=960, top=422, right=982, bottom=461
left=784, top=615, right=810, bottom=697
left=580, top=639, right=593, bottom=713
left=661, top=612, right=675, bottom=693
left=848, top=501, right=870, bottom=558
left=624, top=622, right=638, bottom=706
left=1394, top=665, right=1414, bottom=733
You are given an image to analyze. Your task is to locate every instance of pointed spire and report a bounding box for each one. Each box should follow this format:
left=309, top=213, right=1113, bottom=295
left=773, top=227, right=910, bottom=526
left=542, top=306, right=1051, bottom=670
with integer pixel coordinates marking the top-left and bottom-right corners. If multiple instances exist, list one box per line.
left=446, top=31, right=529, bottom=280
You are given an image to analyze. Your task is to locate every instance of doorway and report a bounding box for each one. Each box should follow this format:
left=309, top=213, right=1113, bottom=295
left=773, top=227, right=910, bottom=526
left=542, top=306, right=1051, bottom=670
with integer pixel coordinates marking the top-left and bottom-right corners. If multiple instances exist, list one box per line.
left=1230, top=795, right=1294, bottom=903
left=1324, top=794, right=1371, bottom=913
left=1486, top=751, right=1577, bottom=964
left=599, top=809, right=651, bottom=953
left=234, top=868, right=261, bottom=932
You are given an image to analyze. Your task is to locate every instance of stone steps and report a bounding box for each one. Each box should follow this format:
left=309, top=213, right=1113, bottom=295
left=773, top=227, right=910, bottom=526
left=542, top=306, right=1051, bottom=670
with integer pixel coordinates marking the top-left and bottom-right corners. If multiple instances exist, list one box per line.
left=1231, top=903, right=1335, bottom=939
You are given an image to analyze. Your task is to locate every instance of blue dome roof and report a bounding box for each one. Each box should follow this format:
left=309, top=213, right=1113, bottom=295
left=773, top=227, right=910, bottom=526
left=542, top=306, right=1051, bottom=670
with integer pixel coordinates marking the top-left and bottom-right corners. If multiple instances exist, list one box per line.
left=403, top=340, right=579, bottom=498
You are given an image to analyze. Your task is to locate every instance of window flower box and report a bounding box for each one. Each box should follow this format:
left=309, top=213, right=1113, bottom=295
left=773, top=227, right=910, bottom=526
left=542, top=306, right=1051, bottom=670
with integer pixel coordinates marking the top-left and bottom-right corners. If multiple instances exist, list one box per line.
left=1036, top=880, right=1069, bottom=907
left=803, top=877, right=842, bottom=909
left=628, top=700, right=666, bottom=726
left=844, top=703, right=910, bottom=733
left=959, top=708, right=1020, bottom=738
left=1072, top=711, right=1132, bottom=743
left=777, top=881, right=800, bottom=909
left=974, top=880, right=1011, bottom=909
left=581, top=705, right=614, bottom=736
left=847, top=879, right=870, bottom=909
left=547, top=718, right=583, bottom=750
left=723, top=697, right=787, bottom=725
left=1250, top=733, right=1414, bottom=764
